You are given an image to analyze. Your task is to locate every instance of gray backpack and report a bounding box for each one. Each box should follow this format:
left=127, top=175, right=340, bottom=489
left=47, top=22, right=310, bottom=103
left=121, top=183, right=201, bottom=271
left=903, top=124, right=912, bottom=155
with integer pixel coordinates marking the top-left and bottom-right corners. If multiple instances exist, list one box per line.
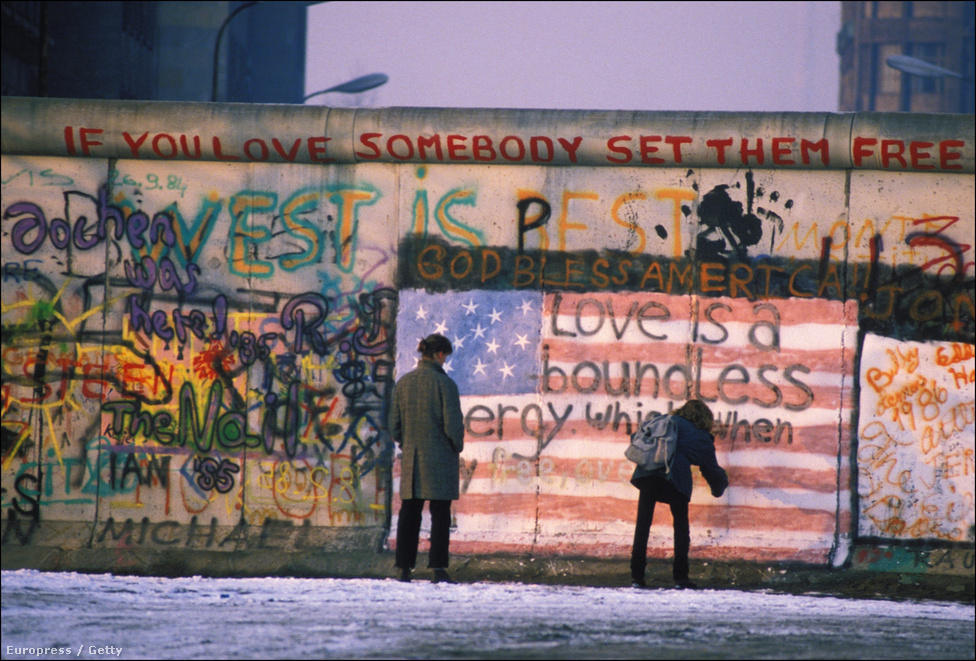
left=625, top=413, right=678, bottom=476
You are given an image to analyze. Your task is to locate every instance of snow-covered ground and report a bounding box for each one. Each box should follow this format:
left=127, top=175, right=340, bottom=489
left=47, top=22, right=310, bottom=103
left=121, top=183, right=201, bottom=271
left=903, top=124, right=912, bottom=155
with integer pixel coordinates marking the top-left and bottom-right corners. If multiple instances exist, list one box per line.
left=2, top=569, right=973, bottom=660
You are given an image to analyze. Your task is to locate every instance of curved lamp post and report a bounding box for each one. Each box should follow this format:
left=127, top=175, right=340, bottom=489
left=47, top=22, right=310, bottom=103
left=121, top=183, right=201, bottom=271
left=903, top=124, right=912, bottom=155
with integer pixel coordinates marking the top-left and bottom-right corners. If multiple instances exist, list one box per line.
left=211, top=2, right=385, bottom=104
left=303, top=73, right=389, bottom=103
left=212, top=1, right=262, bottom=102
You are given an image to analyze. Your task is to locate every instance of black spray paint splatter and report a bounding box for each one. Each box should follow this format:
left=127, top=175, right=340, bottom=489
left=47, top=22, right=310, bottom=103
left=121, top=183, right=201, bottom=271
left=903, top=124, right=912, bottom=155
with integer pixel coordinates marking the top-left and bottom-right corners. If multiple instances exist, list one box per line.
left=695, top=173, right=793, bottom=262
left=695, top=184, right=763, bottom=262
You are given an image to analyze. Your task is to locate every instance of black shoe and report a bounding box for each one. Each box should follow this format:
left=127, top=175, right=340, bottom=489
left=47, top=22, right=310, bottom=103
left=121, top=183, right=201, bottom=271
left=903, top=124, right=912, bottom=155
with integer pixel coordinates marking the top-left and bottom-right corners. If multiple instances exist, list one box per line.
left=432, top=568, right=454, bottom=584
left=396, top=567, right=411, bottom=583
left=674, top=578, right=699, bottom=589
left=631, top=578, right=646, bottom=588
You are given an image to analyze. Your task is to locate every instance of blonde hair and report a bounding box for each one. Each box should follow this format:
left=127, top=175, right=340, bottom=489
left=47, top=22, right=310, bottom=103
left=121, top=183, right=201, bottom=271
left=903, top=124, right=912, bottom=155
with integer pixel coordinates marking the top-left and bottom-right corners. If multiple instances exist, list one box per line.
left=673, top=400, right=715, bottom=432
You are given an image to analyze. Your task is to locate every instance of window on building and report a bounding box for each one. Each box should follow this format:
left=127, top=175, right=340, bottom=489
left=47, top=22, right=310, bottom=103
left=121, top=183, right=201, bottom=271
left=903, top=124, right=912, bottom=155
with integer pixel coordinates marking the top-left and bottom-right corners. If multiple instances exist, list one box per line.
left=878, top=44, right=903, bottom=93
left=911, top=1, right=946, bottom=18
left=875, top=2, right=904, bottom=18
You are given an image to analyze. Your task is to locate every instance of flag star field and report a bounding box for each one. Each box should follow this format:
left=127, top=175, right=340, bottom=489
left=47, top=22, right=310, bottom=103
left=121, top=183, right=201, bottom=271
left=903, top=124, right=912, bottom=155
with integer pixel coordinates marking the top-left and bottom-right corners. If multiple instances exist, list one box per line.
left=395, top=290, right=542, bottom=395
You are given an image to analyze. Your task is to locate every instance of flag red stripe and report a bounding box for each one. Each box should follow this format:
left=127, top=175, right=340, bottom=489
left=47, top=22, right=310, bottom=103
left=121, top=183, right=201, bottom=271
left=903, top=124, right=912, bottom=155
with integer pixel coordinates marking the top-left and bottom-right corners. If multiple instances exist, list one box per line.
left=463, top=459, right=842, bottom=493
left=455, top=494, right=840, bottom=533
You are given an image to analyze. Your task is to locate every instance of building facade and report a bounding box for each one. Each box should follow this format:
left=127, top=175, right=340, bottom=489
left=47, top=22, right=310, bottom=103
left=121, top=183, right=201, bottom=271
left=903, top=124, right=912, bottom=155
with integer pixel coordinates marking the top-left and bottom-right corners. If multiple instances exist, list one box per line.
left=838, top=0, right=975, bottom=113
left=0, top=1, right=306, bottom=103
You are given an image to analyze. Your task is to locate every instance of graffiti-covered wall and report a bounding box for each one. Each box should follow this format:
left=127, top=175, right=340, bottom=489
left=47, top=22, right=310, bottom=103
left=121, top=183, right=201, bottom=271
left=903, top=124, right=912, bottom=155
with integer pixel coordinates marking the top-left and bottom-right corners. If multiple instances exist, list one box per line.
left=2, top=98, right=973, bottom=570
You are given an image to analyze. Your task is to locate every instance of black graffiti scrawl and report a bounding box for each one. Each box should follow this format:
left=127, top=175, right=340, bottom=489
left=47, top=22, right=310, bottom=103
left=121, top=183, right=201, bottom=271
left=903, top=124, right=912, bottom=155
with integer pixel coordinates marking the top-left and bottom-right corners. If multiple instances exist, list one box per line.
left=696, top=185, right=762, bottom=261
left=695, top=173, right=793, bottom=262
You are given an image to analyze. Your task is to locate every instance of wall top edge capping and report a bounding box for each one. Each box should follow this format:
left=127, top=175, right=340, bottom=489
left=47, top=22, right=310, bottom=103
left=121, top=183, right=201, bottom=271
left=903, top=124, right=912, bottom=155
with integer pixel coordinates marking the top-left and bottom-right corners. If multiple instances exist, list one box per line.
left=2, top=96, right=974, bottom=173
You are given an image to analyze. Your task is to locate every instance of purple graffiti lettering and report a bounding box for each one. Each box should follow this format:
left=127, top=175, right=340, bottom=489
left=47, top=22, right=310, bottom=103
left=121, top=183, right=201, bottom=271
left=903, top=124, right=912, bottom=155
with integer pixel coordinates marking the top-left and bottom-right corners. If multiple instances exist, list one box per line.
left=211, top=295, right=227, bottom=339
left=172, top=308, right=208, bottom=345
left=281, top=293, right=330, bottom=355
left=6, top=202, right=47, bottom=254
left=125, top=256, right=157, bottom=290
left=193, top=457, right=240, bottom=494
left=126, top=210, right=150, bottom=249
left=128, top=294, right=174, bottom=341
left=349, top=289, right=396, bottom=356
left=150, top=211, right=177, bottom=246
left=4, top=186, right=183, bottom=256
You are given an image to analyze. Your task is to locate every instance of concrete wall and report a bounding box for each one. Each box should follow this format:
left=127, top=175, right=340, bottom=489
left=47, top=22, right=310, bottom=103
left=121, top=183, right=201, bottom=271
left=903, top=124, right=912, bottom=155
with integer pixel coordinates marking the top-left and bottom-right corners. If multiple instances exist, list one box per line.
left=2, top=98, right=973, bottom=572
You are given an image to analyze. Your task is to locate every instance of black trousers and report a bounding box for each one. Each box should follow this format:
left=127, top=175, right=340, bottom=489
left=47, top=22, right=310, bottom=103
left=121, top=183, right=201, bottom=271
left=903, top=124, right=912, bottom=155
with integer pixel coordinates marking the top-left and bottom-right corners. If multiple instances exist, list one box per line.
left=395, top=499, right=452, bottom=570
left=630, top=475, right=691, bottom=582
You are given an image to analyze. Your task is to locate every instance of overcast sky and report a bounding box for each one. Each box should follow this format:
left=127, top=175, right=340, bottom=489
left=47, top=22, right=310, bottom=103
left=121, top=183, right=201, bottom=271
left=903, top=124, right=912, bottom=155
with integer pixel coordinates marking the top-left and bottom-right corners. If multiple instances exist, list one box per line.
left=306, top=1, right=842, bottom=112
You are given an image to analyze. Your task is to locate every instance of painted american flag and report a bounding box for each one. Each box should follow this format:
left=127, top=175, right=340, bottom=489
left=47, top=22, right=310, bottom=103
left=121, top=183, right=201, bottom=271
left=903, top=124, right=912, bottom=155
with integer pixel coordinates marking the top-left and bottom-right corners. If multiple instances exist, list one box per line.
left=393, top=288, right=857, bottom=564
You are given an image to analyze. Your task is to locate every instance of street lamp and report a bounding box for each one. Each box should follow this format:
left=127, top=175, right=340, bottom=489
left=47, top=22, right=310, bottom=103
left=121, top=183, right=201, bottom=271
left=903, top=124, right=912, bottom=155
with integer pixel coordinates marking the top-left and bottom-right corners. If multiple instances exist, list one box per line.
left=303, top=73, right=389, bottom=103
left=211, top=2, right=383, bottom=104
left=886, top=54, right=973, bottom=112
left=886, top=55, right=964, bottom=79
left=212, top=1, right=262, bottom=102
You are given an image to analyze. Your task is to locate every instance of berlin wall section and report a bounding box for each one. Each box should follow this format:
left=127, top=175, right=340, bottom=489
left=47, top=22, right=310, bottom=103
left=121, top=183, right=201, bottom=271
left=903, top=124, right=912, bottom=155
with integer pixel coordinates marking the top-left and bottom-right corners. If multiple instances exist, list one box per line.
left=1, top=98, right=973, bottom=577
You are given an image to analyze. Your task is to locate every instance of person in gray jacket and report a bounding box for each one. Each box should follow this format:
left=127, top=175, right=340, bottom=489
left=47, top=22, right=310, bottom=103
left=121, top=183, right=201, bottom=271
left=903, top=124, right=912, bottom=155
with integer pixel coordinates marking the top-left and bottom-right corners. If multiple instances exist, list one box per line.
left=389, top=333, right=465, bottom=583
left=630, top=399, right=728, bottom=589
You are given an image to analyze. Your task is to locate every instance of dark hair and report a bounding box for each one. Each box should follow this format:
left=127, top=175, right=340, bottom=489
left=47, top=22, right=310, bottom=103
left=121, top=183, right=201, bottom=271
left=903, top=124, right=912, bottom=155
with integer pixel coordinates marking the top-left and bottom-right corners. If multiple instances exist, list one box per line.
left=418, top=333, right=453, bottom=358
left=673, top=400, right=715, bottom=432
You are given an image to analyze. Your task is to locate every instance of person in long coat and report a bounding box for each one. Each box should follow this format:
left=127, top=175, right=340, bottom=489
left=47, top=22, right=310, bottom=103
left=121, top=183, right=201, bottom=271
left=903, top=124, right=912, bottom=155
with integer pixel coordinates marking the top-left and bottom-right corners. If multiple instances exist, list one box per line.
left=389, top=333, right=465, bottom=583
left=630, top=399, right=728, bottom=589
